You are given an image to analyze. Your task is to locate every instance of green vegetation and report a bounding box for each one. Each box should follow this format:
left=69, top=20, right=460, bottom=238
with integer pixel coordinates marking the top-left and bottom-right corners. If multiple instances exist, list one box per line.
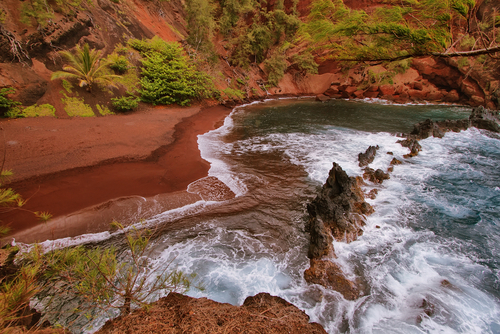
left=0, top=88, right=21, bottom=117
left=20, top=0, right=91, bottom=27
left=108, top=53, right=130, bottom=73
left=63, top=96, right=95, bottom=117
left=96, top=104, right=114, bottom=116
left=185, top=0, right=216, bottom=54
left=303, top=0, right=477, bottom=60
left=0, top=8, right=6, bottom=24
left=0, top=169, right=52, bottom=240
left=51, top=44, right=120, bottom=93
left=264, top=52, right=287, bottom=87
left=21, top=104, right=56, bottom=117
left=111, top=96, right=140, bottom=111
left=227, top=0, right=301, bottom=68
left=128, top=37, right=216, bottom=106
left=1, top=223, right=195, bottom=331
left=292, top=52, right=319, bottom=76
left=221, top=87, right=245, bottom=101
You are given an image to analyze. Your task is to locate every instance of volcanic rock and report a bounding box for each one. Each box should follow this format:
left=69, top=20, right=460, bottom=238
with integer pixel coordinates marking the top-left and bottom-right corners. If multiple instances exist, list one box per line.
left=304, top=259, right=361, bottom=300
left=397, top=138, right=422, bottom=157
left=97, top=292, right=327, bottom=334
left=363, top=167, right=390, bottom=184
left=358, top=145, right=379, bottom=167
left=306, top=163, right=371, bottom=246
left=390, top=157, right=402, bottom=165
left=315, top=94, right=330, bottom=102
left=410, top=119, right=445, bottom=139
left=469, top=106, right=500, bottom=132
left=305, top=163, right=373, bottom=299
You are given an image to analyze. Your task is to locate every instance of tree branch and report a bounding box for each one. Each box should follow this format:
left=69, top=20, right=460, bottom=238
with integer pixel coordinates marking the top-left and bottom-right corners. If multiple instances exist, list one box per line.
left=431, top=46, right=500, bottom=57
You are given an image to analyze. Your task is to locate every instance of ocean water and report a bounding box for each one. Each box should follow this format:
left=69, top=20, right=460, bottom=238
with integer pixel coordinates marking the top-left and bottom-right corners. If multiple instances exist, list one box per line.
left=36, top=99, right=500, bottom=333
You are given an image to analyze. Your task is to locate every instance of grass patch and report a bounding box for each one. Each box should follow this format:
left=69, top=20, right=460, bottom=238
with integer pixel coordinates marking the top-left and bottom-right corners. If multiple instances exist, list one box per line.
left=22, top=104, right=56, bottom=117
left=63, top=96, right=95, bottom=117
left=62, top=79, right=73, bottom=94
left=97, top=104, right=114, bottom=116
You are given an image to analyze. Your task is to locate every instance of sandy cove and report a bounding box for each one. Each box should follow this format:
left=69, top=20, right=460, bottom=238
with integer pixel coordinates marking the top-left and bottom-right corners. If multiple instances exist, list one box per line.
left=0, top=104, right=233, bottom=243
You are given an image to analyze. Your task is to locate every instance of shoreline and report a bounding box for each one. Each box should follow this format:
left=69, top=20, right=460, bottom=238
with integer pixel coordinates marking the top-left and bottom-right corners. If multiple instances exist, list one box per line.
left=1, top=104, right=233, bottom=242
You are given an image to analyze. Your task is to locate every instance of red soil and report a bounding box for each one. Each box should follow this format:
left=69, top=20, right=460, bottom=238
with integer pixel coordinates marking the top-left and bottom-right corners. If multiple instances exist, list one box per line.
left=0, top=104, right=232, bottom=242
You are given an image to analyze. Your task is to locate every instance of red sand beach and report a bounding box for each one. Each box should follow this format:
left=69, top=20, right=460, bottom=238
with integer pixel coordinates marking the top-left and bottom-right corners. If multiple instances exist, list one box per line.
left=0, top=104, right=233, bottom=243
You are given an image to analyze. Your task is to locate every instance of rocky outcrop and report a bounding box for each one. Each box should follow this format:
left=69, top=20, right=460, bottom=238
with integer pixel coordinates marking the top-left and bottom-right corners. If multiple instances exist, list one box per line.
left=397, top=138, right=422, bottom=157
left=97, top=292, right=327, bottom=334
left=469, top=106, right=500, bottom=132
left=362, top=167, right=390, bottom=184
left=304, top=162, right=374, bottom=299
left=408, top=106, right=500, bottom=142
left=304, top=259, right=361, bottom=300
left=314, top=55, right=498, bottom=109
left=358, top=145, right=378, bottom=167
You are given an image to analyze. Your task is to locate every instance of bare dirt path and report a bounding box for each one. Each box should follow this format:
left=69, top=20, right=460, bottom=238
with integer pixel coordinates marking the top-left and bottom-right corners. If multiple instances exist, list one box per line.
left=0, top=104, right=232, bottom=242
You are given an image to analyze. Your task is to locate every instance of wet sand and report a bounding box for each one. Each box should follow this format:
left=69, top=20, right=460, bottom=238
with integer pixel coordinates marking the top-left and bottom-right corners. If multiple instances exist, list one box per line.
left=0, top=104, right=233, bottom=242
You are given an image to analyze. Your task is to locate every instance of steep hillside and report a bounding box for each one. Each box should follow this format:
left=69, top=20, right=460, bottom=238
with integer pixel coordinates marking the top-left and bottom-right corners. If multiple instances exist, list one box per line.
left=1, top=0, right=499, bottom=116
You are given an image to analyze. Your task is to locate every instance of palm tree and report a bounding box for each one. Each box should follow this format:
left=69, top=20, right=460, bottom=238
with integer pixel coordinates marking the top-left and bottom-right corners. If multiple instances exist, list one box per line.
left=51, top=44, right=120, bottom=93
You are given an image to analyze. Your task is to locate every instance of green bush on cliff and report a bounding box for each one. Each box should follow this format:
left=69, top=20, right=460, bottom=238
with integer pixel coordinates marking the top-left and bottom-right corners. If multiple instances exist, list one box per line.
left=227, top=0, right=301, bottom=68
left=129, top=37, right=216, bottom=106
left=264, top=51, right=287, bottom=87
left=0, top=88, right=21, bottom=117
left=112, top=96, right=140, bottom=111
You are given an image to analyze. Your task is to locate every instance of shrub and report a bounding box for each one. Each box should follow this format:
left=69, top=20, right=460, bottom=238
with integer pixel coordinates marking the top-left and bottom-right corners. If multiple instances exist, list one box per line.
left=221, top=88, right=245, bottom=101
left=96, top=104, right=115, bottom=116
left=292, top=52, right=318, bottom=75
left=63, top=96, right=95, bottom=117
left=129, top=38, right=216, bottom=106
left=264, top=52, right=287, bottom=87
left=108, top=54, right=129, bottom=73
left=51, top=44, right=120, bottom=93
left=0, top=88, right=21, bottom=117
left=21, top=104, right=56, bottom=117
left=111, top=96, right=140, bottom=111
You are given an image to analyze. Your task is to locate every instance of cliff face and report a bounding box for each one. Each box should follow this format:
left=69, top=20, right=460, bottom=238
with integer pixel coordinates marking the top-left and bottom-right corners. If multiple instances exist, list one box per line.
left=1, top=0, right=499, bottom=112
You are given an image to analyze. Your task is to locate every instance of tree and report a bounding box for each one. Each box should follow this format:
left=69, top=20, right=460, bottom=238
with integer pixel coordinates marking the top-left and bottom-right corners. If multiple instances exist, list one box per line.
left=128, top=37, right=216, bottom=106
left=302, top=0, right=500, bottom=61
left=51, top=44, right=120, bottom=93
left=185, top=0, right=216, bottom=54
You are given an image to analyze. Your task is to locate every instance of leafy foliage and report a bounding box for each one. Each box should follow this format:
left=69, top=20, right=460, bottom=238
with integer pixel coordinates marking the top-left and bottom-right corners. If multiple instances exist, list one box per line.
left=20, top=0, right=91, bottom=27
left=129, top=37, right=216, bottom=106
left=51, top=44, right=120, bottom=93
left=96, top=104, right=115, bottom=116
left=111, top=96, right=140, bottom=111
left=185, top=0, right=216, bottom=54
left=292, top=52, right=318, bottom=76
left=227, top=0, right=301, bottom=68
left=63, top=96, right=95, bottom=117
left=264, top=51, right=287, bottom=86
left=108, top=53, right=130, bottom=73
left=303, top=0, right=477, bottom=60
left=0, top=88, right=21, bottom=117
left=11, top=222, right=196, bottom=331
